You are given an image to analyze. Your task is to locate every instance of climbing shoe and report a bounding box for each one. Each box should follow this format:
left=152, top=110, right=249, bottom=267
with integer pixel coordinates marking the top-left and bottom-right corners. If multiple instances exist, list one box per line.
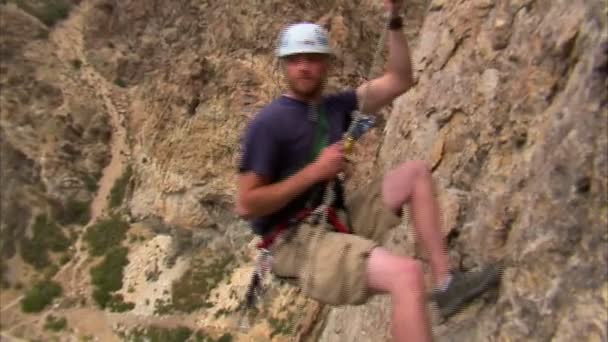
left=431, top=264, right=502, bottom=321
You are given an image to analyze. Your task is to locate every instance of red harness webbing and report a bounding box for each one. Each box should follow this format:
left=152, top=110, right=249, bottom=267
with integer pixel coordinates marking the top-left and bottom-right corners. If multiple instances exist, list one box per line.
left=256, top=207, right=349, bottom=250
left=327, top=207, right=349, bottom=234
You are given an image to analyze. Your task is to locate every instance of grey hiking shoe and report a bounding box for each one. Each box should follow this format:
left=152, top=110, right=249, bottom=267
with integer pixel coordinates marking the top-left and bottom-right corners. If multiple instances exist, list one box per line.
left=431, top=264, right=502, bottom=321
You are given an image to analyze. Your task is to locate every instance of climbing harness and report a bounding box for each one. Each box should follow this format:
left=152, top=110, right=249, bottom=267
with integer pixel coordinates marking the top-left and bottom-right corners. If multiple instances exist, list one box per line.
left=239, top=8, right=395, bottom=337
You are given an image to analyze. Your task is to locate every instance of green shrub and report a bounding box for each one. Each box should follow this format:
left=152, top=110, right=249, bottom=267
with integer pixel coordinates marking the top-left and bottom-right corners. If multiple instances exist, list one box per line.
left=214, top=308, right=231, bottom=319
left=43, top=264, right=60, bottom=279
left=109, top=165, right=132, bottom=208
left=20, top=214, right=69, bottom=269
left=0, top=260, right=9, bottom=286
left=71, top=59, right=82, bottom=70
left=170, top=254, right=235, bottom=313
left=82, top=173, right=98, bottom=192
left=20, top=236, right=49, bottom=269
left=191, top=331, right=232, bottom=342
left=268, top=311, right=298, bottom=339
left=59, top=253, right=71, bottom=265
left=153, top=298, right=174, bottom=315
left=58, top=199, right=91, bottom=226
left=91, top=292, right=135, bottom=313
left=20, top=279, right=62, bottom=313
left=32, top=215, right=70, bottom=252
left=114, top=78, right=127, bottom=88
left=84, top=215, right=129, bottom=256
left=12, top=0, right=72, bottom=27
left=90, top=246, right=129, bottom=308
left=91, top=246, right=128, bottom=292
left=107, top=293, right=135, bottom=312
left=44, top=315, right=67, bottom=331
left=217, top=333, right=233, bottom=342
left=128, top=326, right=194, bottom=342
left=194, top=331, right=212, bottom=342
left=40, top=1, right=70, bottom=26
left=92, top=288, right=112, bottom=309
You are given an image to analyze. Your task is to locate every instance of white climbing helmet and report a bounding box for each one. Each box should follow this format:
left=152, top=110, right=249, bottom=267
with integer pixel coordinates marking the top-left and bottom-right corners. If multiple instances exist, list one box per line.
left=276, top=22, right=332, bottom=58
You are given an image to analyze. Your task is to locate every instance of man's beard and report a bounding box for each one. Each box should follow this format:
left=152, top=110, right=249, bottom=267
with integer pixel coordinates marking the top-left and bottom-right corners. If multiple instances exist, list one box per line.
left=286, top=76, right=325, bottom=100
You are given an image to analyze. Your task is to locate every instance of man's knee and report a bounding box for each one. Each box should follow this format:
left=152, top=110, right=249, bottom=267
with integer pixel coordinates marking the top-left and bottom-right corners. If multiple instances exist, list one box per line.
left=381, top=160, right=432, bottom=210
left=400, top=160, right=431, bottom=179
left=391, top=258, right=424, bottom=292
left=384, top=160, right=430, bottom=186
left=368, top=248, right=424, bottom=294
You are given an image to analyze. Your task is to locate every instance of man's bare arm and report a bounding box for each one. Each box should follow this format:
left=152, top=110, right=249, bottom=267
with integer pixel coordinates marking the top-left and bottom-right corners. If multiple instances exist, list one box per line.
left=236, top=143, right=344, bottom=219
left=235, top=164, right=321, bottom=219
left=356, top=17, right=414, bottom=115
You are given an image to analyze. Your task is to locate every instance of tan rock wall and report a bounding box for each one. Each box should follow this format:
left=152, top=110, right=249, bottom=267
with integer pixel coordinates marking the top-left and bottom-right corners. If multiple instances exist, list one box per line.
left=319, top=1, right=608, bottom=341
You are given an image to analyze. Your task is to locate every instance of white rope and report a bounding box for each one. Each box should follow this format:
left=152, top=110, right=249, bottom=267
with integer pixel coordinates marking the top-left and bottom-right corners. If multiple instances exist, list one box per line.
left=312, top=13, right=391, bottom=224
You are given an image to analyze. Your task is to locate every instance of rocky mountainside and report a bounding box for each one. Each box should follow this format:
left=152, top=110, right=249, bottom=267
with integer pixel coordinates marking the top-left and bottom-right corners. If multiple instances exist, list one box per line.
left=1, top=0, right=606, bottom=341
left=0, top=0, right=112, bottom=284
left=318, top=1, right=608, bottom=341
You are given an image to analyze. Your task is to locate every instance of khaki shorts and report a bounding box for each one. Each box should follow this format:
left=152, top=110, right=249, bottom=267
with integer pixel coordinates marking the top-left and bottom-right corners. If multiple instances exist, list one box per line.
left=268, top=178, right=402, bottom=305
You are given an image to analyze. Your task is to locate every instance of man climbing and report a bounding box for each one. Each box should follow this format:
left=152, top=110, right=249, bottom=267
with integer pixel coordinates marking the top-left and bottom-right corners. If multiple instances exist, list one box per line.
left=236, top=1, right=500, bottom=341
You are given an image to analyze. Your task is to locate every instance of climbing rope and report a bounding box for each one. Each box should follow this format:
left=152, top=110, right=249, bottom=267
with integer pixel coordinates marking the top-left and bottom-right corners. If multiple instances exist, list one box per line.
left=310, top=12, right=390, bottom=226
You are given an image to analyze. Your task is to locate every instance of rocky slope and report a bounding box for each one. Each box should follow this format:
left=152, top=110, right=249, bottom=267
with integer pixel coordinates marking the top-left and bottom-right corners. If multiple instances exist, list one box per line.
left=0, top=0, right=112, bottom=285
left=1, top=1, right=134, bottom=340
left=317, top=1, right=608, bottom=341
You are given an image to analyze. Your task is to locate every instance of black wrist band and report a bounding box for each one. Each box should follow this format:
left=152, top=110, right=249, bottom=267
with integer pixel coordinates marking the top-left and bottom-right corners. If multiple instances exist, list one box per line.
left=388, top=16, right=403, bottom=30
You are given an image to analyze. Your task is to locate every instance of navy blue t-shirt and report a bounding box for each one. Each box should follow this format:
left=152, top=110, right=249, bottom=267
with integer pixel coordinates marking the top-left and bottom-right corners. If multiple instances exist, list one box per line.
left=238, top=90, right=358, bottom=235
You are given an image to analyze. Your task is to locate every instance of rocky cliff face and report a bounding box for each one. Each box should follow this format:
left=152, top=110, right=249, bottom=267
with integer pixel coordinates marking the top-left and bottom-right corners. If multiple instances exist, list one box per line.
left=318, top=1, right=608, bottom=341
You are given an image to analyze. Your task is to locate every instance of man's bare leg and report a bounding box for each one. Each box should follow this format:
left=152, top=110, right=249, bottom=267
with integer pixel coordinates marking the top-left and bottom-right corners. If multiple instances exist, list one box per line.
left=367, top=247, right=433, bottom=342
left=382, top=161, right=451, bottom=288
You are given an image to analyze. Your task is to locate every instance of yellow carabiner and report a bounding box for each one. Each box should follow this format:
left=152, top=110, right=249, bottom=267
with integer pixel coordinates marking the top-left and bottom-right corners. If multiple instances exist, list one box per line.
left=343, top=135, right=354, bottom=155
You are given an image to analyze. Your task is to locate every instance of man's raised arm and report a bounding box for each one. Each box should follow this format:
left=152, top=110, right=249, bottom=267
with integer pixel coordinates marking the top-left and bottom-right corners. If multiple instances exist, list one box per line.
left=356, top=1, right=414, bottom=115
